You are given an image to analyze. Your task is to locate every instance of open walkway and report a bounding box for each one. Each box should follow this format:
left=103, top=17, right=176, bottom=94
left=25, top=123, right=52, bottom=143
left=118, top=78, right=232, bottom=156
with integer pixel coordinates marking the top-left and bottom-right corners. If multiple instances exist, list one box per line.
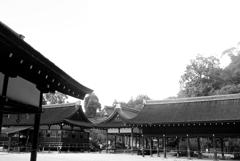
left=0, top=152, right=238, bottom=161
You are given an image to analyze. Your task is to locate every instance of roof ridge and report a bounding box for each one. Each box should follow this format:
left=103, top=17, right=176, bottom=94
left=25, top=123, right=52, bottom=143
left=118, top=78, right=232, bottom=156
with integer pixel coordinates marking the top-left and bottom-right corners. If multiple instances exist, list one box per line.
left=146, top=94, right=240, bottom=105
left=42, top=102, right=77, bottom=108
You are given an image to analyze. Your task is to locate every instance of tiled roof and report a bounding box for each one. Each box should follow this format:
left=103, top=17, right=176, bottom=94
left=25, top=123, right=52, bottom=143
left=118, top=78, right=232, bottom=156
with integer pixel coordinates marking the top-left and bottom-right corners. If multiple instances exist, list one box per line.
left=94, top=105, right=140, bottom=128
left=103, top=104, right=140, bottom=117
left=2, top=103, right=92, bottom=127
left=126, top=94, right=240, bottom=125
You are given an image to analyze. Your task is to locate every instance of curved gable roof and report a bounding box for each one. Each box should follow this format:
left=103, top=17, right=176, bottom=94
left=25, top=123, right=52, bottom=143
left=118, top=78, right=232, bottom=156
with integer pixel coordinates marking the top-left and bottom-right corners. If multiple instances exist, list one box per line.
left=94, top=104, right=140, bottom=128
left=126, top=94, right=240, bottom=125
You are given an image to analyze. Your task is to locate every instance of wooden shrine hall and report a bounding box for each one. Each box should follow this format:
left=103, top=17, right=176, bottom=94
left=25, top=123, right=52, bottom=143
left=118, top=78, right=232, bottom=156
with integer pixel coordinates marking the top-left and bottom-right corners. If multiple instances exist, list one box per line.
left=124, top=94, right=240, bottom=160
left=95, top=104, right=141, bottom=153
left=0, top=21, right=93, bottom=161
left=1, top=103, right=93, bottom=152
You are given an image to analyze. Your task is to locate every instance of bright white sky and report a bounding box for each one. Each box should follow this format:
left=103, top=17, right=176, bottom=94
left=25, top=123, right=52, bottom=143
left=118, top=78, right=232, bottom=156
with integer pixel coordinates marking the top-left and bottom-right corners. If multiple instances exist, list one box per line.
left=1, top=0, right=240, bottom=107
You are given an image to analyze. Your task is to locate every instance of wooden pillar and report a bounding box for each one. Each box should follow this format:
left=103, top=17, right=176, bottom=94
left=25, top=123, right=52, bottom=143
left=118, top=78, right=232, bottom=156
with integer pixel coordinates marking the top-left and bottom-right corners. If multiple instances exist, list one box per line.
left=212, top=134, right=218, bottom=161
left=145, top=137, right=148, bottom=149
left=18, top=131, right=20, bottom=153
left=176, top=137, right=180, bottom=158
left=131, top=128, right=133, bottom=155
left=197, top=137, right=202, bottom=159
left=142, top=135, right=145, bottom=157
left=138, top=136, right=141, bottom=149
left=157, top=137, right=160, bottom=157
left=220, top=137, right=225, bottom=159
left=114, top=135, right=116, bottom=152
left=30, top=113, right=41, bottom=161
left=187, top=134, right=191, bottom=160
left=0, top=75, right=9, bottom=137
left=8, top=134, right=12, bottom=152
left=106, top=129, right=108, bottom=153
left=60, top=125, right=63, bottom=153
left=135, top=136, right=137, bottom=148
left=30, top=92, right=43, bottom=161
left=150, top=137, right=153, bottom=157
left=163, top=135, right=166, bottom=158
left=128, top=136, right=130, bottom=148
left=122, top=135, right=124, bottom=149
left=118, top=128, right=120, bottom=149
left=26, top=129, right=30, bottom=152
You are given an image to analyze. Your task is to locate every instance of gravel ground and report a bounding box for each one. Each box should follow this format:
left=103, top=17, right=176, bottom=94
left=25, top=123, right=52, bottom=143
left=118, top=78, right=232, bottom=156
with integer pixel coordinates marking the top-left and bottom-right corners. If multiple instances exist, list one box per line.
left=0, top=152, right=238, bottom=161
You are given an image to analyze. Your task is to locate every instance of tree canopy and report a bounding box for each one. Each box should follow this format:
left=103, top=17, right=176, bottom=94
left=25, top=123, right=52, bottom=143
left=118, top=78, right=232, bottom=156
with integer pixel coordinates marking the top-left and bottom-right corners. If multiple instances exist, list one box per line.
left=179, top=43, right=240, bottom=97
left=84, top=93, right=101, bottom=117
left=42, top=91, right=68, bottom=105
left=113, top=94, right=151, bottom=110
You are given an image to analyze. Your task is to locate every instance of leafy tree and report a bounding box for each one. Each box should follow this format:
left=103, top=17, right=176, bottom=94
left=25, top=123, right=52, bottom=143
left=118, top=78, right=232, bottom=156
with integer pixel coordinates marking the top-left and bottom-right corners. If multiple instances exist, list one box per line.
left=178, top=54, right=223, bottom=97
left=113, top=94, right=151, bottom=110
left=112, top=99, right=127, bottom=106
left=88, top=129, right=106, bottom=148
left=42, top=91, right=68, bottom=105
left=84, top=93, right=101, bottom=117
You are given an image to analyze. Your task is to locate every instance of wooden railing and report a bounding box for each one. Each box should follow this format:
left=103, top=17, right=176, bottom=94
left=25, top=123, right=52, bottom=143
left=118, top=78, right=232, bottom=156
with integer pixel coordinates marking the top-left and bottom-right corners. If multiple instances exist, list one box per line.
left=39, top=142, right=90, bottom=153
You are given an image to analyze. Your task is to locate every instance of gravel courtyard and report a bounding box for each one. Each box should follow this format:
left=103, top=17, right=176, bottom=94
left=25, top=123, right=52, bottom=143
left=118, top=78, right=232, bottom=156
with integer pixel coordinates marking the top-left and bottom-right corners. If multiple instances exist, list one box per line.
left=0, top=152, right=238, bottom=161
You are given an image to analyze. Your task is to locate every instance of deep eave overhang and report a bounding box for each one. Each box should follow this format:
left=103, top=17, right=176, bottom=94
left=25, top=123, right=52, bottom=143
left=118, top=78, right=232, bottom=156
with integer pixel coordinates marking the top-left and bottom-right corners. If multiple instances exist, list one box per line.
left=0, top=21, right=93, bottom=99
left=0, top=95, right=42, bottom=114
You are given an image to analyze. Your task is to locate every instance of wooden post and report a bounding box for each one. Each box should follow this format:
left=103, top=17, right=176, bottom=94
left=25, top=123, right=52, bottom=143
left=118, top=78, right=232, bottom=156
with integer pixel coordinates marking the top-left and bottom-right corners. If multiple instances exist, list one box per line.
left=187, top=134, right=191, bottom=160
left=176, top=137, right=180, bottom=158
left=30, top=92, right=43, bottom=161
left=150, top=137, right=153, bottom=157
left=131, top=128, right=133, bottom=155
left=163, top=135, right=166, bottom=158
left=157, top=137, right=160, bottom=157
left=142, top=135, right=145, bottom=157
left=138, top=136, right=140, bottom=148
left=26, top=129, right=30, bottom=152
left=8, top=134, right=11, bottom=153
left=128, top=136, right=130, bottom=148
left=220, top=137, right=225, bottom=159
left=0, top=75, right=9, bottom=137
left=60, top=126, right=63, bottom=153
left=106, top=129, right=108, bottom=153
left=114, top=134, right=116, bottom=153
left=197, top=137, right=202, bottom=159
left=213, top=134, right=218, bottom=161
left=122, top=135, right=124, bottom=149
left=145, top=137, right=148, bottom=149
left=136, top=137, right=138, bottom=148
